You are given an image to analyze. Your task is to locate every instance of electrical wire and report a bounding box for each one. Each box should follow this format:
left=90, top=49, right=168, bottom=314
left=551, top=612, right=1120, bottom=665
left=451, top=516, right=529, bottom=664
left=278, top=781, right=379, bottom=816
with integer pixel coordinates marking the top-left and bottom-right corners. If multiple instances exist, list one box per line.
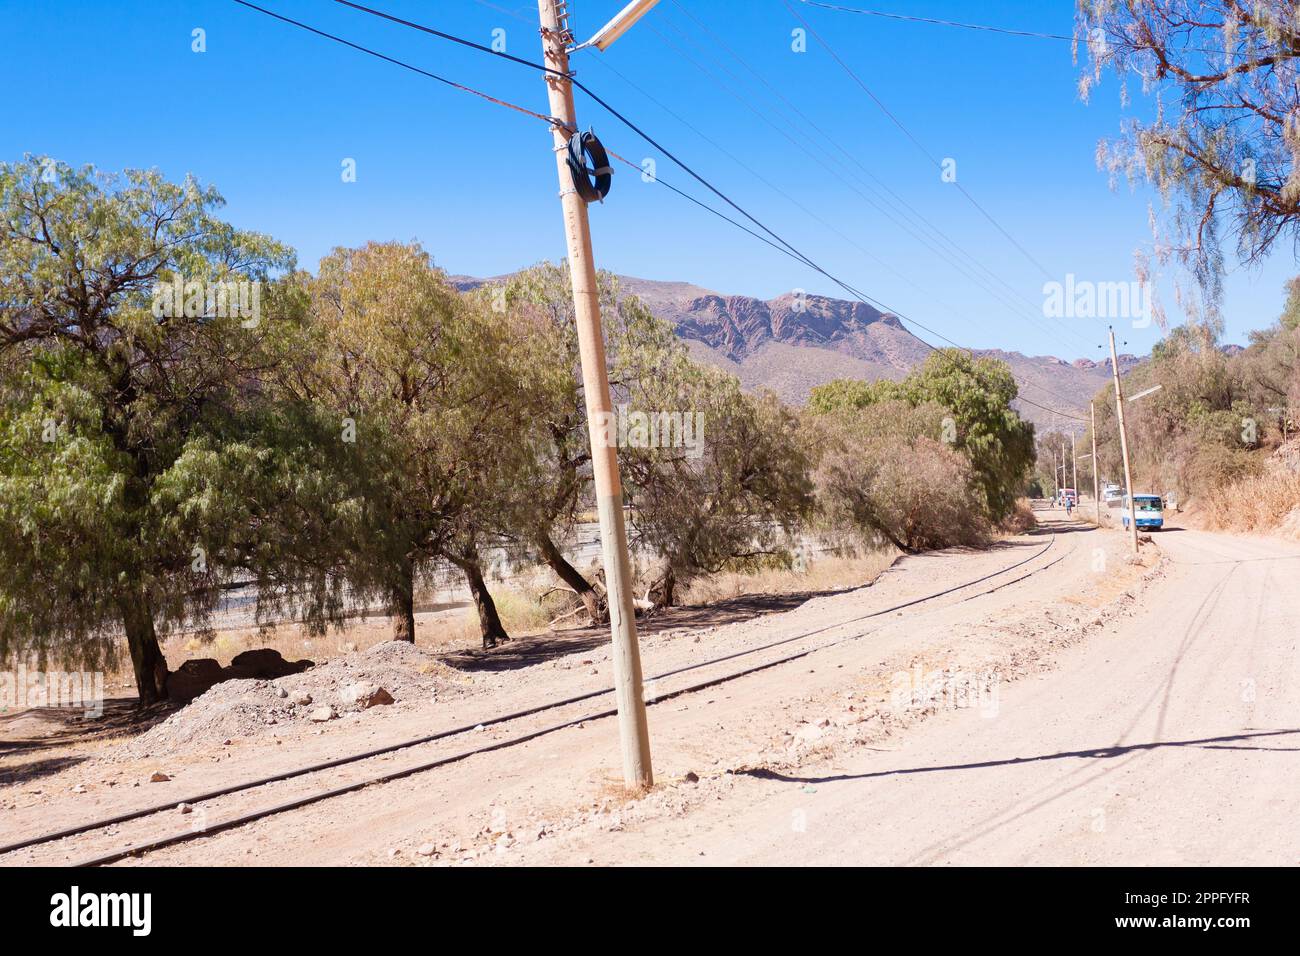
left=588, top=53, right=988, bottom=329
left=793, top=0, right=1282, bottom=58
left=783, top=0, right=1058, bottom=281
left=648, top=3, right=1101, bottom=377
left=229, top=0, right=564, bottom=127
left=473, top=0, right=1097, bottom=369
left=795, top=1, right=1074, bottom=41
left=642, top=15, right=1061, bottom=341
left=233, top=0, right=1089, bottom=421
left=663, top=0, right=1100, bottom=359
left=331, top=0, right=565, bottom=77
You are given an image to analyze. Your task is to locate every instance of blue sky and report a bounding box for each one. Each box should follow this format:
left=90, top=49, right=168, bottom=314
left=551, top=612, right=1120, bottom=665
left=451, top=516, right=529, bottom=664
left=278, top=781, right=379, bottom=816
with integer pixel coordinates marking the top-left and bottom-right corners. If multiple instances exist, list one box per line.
left=2, top=0, right=1293, bottom=358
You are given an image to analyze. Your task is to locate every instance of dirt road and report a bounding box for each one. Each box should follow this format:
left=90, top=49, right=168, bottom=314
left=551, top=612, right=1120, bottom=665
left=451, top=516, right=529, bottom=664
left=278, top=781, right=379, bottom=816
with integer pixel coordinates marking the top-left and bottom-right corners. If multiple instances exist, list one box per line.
left=5, top=513, right=1296, bottom=866
left=514, top=521, right=1300, bottom=865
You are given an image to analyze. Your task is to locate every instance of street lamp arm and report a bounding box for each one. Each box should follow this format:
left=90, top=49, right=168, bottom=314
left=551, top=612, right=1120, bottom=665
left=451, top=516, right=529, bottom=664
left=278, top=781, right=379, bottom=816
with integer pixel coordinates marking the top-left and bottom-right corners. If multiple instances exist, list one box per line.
left=573, top=0, right=662, bottom=51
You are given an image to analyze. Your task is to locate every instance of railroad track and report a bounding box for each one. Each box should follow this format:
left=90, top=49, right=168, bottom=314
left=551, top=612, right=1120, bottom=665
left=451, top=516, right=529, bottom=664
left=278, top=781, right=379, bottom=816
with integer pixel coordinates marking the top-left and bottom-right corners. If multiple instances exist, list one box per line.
left=2, top=528, right=1078, bottom=867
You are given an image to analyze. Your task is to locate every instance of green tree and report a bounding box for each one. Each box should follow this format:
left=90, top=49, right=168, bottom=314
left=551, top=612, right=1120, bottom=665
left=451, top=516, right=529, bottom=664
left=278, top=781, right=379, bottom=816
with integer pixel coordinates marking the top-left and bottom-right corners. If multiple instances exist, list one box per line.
left=1089, top=323, right=1262, bottom=501
left=811, top=400, right=988, bottom=553
left=810, top=349, right=1036, bottom=521
left=805, top=377, right=899, bottom=414
left=904, top=351, right=1036, bottom=519
left=285, top=241, right=530, bottom=648
left=0, top=158, right=293, bottom=703
left=496, top=263, right=684, bottom=623
left=623, top=361, right=813, bottom=606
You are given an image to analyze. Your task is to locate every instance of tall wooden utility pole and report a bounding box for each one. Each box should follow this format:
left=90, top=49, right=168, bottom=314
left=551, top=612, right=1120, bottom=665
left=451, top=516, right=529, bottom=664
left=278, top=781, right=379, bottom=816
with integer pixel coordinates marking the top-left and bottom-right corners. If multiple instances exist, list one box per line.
left=1071, top=430, right=1078, bottom=504
left=1090, top=401, right=1100, bottom=525
left=537, top=0, right=653, bottom=787
left=1108, top=327, right=1139, bottom=554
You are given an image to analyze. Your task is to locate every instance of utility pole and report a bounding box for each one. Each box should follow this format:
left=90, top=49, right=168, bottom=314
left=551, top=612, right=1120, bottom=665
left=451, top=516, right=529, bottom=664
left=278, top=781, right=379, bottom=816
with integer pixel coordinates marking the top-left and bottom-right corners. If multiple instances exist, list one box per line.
left=1071, top=429, right=1078, bottom=502
left=1108, top=326, right=1139, bottom=554
left=1090, top=401, right=1100, bottom=525
left=536, top=0, right=653, bottom=788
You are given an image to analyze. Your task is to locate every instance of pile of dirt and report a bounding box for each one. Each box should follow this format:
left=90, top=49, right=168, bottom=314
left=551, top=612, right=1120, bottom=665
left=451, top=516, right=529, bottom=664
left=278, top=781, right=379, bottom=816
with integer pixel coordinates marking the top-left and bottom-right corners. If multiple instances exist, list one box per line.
left=117, top=641, right=467, bottom=758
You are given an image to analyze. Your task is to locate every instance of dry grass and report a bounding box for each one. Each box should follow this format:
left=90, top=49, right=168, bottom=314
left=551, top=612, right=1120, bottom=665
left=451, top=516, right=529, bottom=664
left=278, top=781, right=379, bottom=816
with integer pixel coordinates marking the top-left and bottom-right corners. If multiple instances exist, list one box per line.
left=92, top=551, right=897, bottom=693
left=681, top=550, right=898, bottom=606
left=95, top=572, right=566, bottom=691
left=436, top=572, right=569, bottom=645
left=998, top=497, right=1038, bottom=535
left=1197, top=470, right=1300, bottom=537
left=593, top=774, right=657, bottom=802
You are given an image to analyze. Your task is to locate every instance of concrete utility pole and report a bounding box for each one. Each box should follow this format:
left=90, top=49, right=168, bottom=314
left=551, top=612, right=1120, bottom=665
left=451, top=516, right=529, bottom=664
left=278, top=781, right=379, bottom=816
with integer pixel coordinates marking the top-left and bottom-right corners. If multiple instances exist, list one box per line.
left=536, top=0, right=653, bottom=788
left=1091, top=401, right=1100, bottom=525
left=1108, top=326, right=1139, bottom=554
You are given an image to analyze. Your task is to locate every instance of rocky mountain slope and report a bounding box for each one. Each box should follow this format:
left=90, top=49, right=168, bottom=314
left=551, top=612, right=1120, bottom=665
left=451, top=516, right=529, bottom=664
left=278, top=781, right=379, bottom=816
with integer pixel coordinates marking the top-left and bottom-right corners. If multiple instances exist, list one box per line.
left=454, top=272, right=1141, bottom=428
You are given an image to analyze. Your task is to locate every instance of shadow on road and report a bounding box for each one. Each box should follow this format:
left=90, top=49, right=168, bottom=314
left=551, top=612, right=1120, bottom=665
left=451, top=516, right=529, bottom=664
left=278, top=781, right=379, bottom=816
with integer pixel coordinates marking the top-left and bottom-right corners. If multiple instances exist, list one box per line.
left=0, top=753, right=88, bottom=787
left=1025, top=521, right=1095, bottom=536
left=0, top=697, right=173, bottom=754
left=443, top=589, right=838, bottom=673
left=737, top=728, right=1300, bottom=785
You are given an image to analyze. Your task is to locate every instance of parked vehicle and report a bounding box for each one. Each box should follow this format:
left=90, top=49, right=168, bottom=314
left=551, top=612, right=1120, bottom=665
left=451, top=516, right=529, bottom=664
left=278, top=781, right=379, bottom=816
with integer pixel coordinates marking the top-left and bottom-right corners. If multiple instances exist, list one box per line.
left=1121, top=494, right=1164, bottom=530
left=1103, top=484, right=1124, bottom=506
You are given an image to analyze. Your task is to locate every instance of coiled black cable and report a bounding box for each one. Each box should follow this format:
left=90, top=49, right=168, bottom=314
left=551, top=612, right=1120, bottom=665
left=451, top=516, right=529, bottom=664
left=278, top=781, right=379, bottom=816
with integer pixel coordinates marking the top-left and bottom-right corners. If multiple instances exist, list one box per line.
left=567, top=130, right=613, bottom=202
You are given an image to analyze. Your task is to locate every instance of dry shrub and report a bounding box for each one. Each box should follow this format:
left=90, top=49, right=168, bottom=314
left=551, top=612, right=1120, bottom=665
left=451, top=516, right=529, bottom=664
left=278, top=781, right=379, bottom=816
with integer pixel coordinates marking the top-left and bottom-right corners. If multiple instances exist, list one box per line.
left=1181, top=438, right=1260, bottom=495
left=1198, top=470, right=1300, bottom=535
left=999, top=496, right=1038, bottom=534
left=817, top=422, right=990, bottom=553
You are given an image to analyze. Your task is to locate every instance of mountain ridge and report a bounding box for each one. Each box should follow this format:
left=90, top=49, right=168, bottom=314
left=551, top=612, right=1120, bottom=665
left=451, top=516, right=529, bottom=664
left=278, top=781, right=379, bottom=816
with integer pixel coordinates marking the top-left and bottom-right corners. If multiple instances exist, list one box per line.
left=452, top=272, right=1142, bottom=428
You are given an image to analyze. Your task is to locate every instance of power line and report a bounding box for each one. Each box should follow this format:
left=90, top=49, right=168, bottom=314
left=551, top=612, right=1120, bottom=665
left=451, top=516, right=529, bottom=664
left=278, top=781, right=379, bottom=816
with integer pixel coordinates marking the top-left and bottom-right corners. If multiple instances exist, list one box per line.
left=589, top=54, right=922, bottom=292
left=611, top=152, right=1088, bottom=421
left=239, top=0, right=817, bottom=281
left=796, top=1, right=1073, bottom=41
left=562, top=69, right=1090, bottom=405
left=783, top=0, right=1058, bottom=282
left=635, top=6, right=1098, bottom=407
left=321, top=1, right=843, bottom=273
left=643, top=14, right=1049, bottom=335
left=229, top=0, right=563, bottom=126
left=234, top=0, right=1088, bottom=421
left=588, top=28, right=1040, bottom=343
left=331, top=0, right=563, bottom=77
left=794, top=0, right=1274, bottom=60
left=773, top=5, right=1103, bottom=418
left=471, top=0, right=1102, bottom=364
left=604, top=150, right=816, bottom=267
left=328, top=1, right=832, bottom=285
left=658, top=0, right=1100, bottom=359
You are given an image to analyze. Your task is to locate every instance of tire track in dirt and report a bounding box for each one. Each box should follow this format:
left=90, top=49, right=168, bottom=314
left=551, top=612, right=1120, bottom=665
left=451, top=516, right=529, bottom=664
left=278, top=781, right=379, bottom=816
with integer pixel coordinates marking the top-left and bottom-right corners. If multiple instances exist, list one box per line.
left=5, top=527, right=1072, bottom=866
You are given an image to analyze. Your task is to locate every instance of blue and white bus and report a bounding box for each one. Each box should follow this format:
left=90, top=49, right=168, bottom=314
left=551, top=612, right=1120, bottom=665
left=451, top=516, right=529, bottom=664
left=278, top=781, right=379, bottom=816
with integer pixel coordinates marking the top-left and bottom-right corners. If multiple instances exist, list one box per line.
left=1122, top=494, right=1165, bottom=530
